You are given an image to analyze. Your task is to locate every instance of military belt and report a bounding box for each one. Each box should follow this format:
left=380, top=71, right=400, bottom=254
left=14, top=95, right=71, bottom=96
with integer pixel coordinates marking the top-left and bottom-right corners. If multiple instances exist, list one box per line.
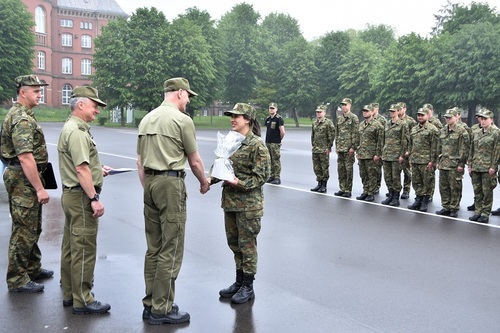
left=144, top=169, right=186, bottom=178
left=63, top=185, right=102, bottom=194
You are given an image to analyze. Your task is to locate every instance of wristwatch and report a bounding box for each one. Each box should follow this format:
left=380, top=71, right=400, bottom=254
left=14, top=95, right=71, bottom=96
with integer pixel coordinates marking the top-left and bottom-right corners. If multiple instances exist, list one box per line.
left=90, top=194, right=100, bottom=202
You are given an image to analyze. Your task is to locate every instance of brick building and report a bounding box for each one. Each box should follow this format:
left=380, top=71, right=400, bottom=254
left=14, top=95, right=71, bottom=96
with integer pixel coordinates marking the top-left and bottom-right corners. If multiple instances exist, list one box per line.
left=22, top=0, right=127, bottom=107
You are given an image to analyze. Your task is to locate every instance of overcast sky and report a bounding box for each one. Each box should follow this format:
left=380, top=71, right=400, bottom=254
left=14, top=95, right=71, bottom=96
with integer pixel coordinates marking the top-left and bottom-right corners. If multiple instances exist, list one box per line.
left=115, top=0, right=500, bottom=40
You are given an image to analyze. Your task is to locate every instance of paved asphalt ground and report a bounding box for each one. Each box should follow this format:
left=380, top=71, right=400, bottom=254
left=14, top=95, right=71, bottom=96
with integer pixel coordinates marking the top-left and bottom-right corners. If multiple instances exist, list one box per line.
left=1, top=122, right=500, bottom=333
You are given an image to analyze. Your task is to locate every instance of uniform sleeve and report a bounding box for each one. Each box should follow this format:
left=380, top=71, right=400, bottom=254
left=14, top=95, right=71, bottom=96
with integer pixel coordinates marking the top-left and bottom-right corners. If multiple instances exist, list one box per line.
left=11, top=118, right=35, bottom=156
left=238, top=142, right=270, bottom=190
left=351, top=115, right=360, bottom=151
left=376, top=124, right=384, bottom=157
left=459, top=130, right=470, bottom=168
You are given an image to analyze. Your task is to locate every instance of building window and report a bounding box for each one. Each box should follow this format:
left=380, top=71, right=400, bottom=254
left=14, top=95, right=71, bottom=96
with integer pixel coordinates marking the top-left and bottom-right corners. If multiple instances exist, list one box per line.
left=39, top=86, right=45, bottom=104
left=80, top=21, right=93, bottom=30
left=62, top=58, right=72, bottom=74
left=60, top=19, right=73, bottom=27
left=37, top=51, right=45, bottom=70
left=35, top=6, right=46, bottom=33
left=81, top=59, right=92, bottom=75
left=62, top=33, right=73, bottom=47
left=62, top=84, right=72, bottom=105
left=81, top=35, right=91, bottom=48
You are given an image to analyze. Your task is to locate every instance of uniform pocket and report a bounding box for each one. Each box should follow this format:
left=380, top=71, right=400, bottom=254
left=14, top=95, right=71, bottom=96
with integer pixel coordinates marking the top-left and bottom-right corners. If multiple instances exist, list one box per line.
left=72, top=226, right=97, bottom=236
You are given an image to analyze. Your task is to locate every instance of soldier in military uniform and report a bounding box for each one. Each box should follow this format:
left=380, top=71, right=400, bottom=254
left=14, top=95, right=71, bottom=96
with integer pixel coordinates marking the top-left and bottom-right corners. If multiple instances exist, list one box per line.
left=334, top=98, right=359, bottom=197
left=407, top=108, right=439, bottom=212
left=265, top=102, right=285, bottom=185
left=1, top=75, right=53, bottom=293
left=58, top=86, right=113, bottom=315
left=209, top=103, right=270, bottom=304
left=381, top=104, right=409, bottom=206
left=468, top=109, right=499, bottom=223
left=137, top=78, right=210, bottom=324
left=310, top=104, right=335, bottom=193
left=356, top=105, right=384, bottom=202
left=423, top=103, right=443, bottom=202
left=371, top=102, right=386, bottom=194
left=398, top=102, right=417, bottom=199
left=435, top=108, right=470, bottom=218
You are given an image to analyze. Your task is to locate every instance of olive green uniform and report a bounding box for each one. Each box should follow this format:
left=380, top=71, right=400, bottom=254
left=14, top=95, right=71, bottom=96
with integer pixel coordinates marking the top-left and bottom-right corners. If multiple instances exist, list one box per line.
left=382, top=119, right=409, bottom=194
left=137, top=101, right=198, bottom=315
left=400, top=115, right=417, bottom=194
left=58, top=115, right=104, bottom=308
left=357, top=119, right=384, bottom=196
left=335, top=112, right=359, bottom=193
left=1, top=103, right=48, bottom=289
left=409, top=122, right=439, bottom=197
left=311, top=117, right=335, bottom=182
left=373, top=114, right=387, bottom=191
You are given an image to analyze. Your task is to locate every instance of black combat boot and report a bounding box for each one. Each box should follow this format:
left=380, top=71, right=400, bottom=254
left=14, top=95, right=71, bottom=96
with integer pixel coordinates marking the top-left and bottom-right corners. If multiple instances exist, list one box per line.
left=389, top=191, right=400, bottom=206
left=407, top=195, right=422, bottom=210
left=381, top=190, right=393, bottom=205
left=219, top=269, right=243, bottom=298
left=310, top=182, right=321, bottom=192
left=419, top=196, right=429, bottom=212
left=231, top=274, right=255, bottom=304
left=318, top=181, right=327, bottom=193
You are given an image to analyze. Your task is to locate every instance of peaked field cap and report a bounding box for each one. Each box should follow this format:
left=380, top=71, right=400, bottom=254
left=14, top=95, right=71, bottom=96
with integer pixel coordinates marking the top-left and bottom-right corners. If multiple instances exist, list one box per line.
left=224, top=103, right=256, bottom=120
left=361, top=104, right=372, bottom=111
left=15, top=75, right=49, bottom=88
left=388, top=104, right=400, bottom=111
left=417, top=107, right=429, bottom=115
left=370, top=102, right=379, bottom=108
left=476, top=108, right=493, bottom=118
left=316, top=104, right=327, bottom=112
left=423, top=103, right=433, bottom=110
left=71, top=86, right=107, bottom=107
left=340, top=98, right=352, bottom=105
left=164, top=77, right=198, bottom=97
left=398, top=102, right=407, bottom=108
left=444, top=108, right=457, bottom=118
left=269, top=102, right=278, bottom=108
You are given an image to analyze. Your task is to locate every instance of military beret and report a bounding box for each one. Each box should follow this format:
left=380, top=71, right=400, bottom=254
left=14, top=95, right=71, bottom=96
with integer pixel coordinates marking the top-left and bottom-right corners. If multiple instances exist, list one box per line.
left=224, top=103, right=256, bottom=120
left=15, top=75, right=49, bottom=88
left=164, top=77, right=198, bottom=97
left=71, top=86, right=107, bottom=107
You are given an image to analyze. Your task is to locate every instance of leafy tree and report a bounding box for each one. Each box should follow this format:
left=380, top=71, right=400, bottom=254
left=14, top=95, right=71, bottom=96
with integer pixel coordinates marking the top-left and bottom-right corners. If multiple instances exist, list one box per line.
left=92, top=17, right=132, bottom=126
left=218, top=3, right=262, bottom=104
left=276, top=37, right=318, bottom=126
left=314, top=31, right=351, bottom=107
left=359, top=24, right=396, bottom=52
left=0, top=0, right=35, bottom=103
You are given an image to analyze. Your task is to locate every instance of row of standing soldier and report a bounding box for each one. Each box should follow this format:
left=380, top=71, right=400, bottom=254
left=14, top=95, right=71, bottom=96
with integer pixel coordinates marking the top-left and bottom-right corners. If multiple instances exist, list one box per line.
left=310, top=98, right=499, bottom=223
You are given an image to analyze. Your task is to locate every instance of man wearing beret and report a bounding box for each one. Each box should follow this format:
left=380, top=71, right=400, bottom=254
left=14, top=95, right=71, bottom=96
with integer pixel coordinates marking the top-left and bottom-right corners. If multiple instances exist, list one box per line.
left=58, top=86, right=112, bottom=314
left=137, top=77, right=210, bottom=324
left=1, top=75, right=53, bottom=293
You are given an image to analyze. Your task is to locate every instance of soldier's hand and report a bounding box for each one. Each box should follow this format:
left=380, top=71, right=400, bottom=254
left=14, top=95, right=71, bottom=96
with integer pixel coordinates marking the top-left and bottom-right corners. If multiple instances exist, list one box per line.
left=91, top=200, right=104, bottom=218
left=37, top=189, right=50, bottom=205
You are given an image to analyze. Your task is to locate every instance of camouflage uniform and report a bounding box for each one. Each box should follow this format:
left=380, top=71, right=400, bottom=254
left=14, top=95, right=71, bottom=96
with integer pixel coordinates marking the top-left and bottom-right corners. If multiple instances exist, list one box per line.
left=400, top=114, right=417, bottom=195
left=373, top=112, right=387, bottom=192
left=409, top=118, right=439, bottom=199
left=265, top=112, right=284, bottom=181
left=437, top=111, right=470, bottom=213
left=356, top=116, right=384, bottom=196
left=469, top=115, right=499, bottom=219
left=335, top=110, right=359, bottom=194
left=381, top=117, right=409, bottom=198
left=1, top=102, right=48, bottom=289
left=311, top=116, right=335, bottom=183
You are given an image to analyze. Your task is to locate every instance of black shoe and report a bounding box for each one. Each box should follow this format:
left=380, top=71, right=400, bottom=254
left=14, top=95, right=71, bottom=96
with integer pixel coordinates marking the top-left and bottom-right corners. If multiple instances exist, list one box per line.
left=31, top=268, right=54, bottom=281
left=469, top=214, right=481, bottom=221
left=270, top=178, right=281, bottom=185
left=143, top=304, right=178, bottom=320
left=467, top=203, right=475, bottom=211
left=449, top=211, right=458, bottom=218
left=149, top=307, right=190, bottom=325
left=63, top=299, right=73, bottom=307
left=231, top=285, right=255, bottom=304
left=385, top=192, right=390, bottom=197
left=491, top=208, right=500, bottom=216
left=342, top=192, right=351, bottom=198
left=266, top=177, right=274, bottom=183
left=436, top=209, right=451, bottom=216
left=73, top=300, right=111, bottom=315
left=477, top=216, right=489, bottom=223
left=356, top=193, right=368, bottom=200
left=334, top=191, right=345, bottom=196
left=400, top=191, right=409, bottom=199
left=364, top=195, right=375, bottom=202
left=9, top=281, right=44, bottom=293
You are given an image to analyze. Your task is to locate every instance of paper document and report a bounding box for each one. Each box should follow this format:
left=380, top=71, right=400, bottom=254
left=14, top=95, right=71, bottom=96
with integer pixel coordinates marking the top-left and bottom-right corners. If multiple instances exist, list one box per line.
left=108, top=168, right=137, bottom=175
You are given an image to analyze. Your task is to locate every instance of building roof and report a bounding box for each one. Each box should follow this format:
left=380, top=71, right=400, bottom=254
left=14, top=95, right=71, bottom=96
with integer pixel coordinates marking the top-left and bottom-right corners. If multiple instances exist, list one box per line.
left=57, top=0, right=128, bottom=17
